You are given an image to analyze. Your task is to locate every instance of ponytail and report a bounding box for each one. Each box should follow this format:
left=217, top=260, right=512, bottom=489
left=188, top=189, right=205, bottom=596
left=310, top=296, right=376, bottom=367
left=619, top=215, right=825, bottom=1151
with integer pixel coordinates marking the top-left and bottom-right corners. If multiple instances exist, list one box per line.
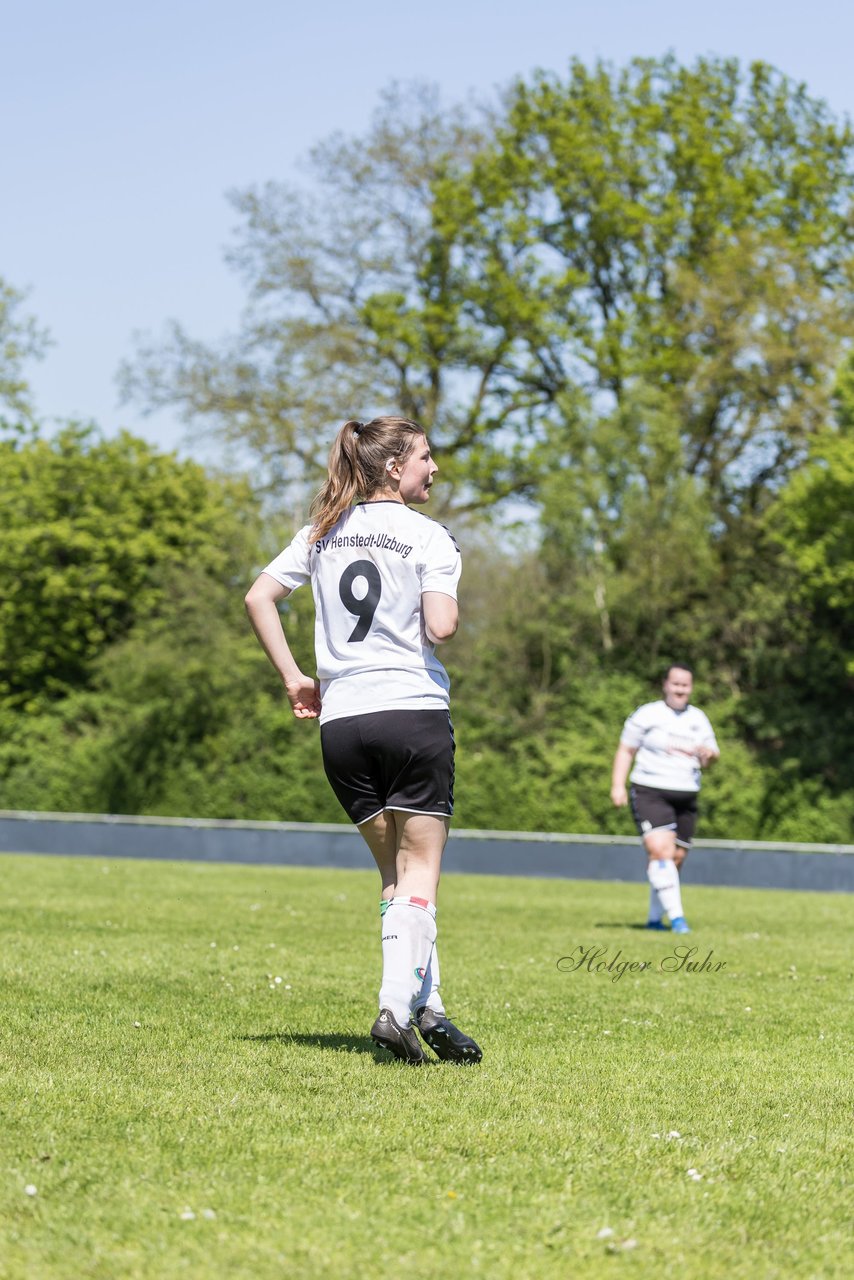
left=309, top=415, right=424, bottom=540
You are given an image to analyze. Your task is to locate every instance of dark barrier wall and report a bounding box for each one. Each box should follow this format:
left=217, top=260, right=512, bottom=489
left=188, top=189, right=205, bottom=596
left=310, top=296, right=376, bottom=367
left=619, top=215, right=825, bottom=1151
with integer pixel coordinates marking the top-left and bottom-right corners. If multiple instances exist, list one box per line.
left=1, top=810, right=853, bottom=892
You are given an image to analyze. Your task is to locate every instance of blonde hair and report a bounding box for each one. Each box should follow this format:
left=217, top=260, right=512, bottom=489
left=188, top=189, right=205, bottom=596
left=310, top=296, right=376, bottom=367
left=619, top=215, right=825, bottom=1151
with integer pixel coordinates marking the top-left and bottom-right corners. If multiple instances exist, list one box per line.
left=309, top=416, right=425, bottom=540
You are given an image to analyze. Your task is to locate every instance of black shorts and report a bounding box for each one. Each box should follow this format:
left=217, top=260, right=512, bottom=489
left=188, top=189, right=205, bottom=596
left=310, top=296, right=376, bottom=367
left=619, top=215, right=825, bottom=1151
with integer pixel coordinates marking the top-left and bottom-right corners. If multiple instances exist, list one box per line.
left=320, top=709, right=455, bottom=826
left=630, top=784, right=698, bottom=850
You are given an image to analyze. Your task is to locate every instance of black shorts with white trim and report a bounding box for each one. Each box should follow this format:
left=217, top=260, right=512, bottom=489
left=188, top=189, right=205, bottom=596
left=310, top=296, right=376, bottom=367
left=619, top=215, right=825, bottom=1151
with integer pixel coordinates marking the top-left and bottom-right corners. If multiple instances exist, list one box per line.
left=629, top=783, right=698, bottom=849
left=320, top=709, right=455, bottom=826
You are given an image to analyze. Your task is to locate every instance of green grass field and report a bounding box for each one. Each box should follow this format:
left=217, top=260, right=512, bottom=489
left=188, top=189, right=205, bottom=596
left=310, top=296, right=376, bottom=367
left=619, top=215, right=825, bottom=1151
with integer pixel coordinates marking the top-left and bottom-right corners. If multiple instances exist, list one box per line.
left=0, top=853, right=851, bottom=1280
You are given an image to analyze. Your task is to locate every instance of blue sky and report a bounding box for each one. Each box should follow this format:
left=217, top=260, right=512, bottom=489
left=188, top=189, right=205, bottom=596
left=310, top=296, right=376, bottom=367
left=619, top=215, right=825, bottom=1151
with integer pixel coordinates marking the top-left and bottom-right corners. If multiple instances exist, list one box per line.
left=4, top=0, right=853, bottom=457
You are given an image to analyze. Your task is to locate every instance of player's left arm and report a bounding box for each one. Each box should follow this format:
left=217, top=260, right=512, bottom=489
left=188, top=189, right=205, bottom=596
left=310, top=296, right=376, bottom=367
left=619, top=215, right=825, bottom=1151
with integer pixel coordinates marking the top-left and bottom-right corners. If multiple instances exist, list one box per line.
left=422, top=591, right=458, bottom=644
left=420, top=521, right=461, bottom=644
left=694, top=713, right=720, bottom=767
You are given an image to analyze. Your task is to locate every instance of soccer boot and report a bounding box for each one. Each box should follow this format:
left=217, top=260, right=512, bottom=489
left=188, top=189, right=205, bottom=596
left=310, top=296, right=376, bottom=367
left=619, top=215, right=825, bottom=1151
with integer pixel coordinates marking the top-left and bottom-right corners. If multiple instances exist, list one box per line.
left=414, top=1006, right=482, bottom=1064
left=670, top=916, right=692, bottom=934
left=645, top=920, right=670, bottom=930
left=370, top=1008, right=426, bottom=1065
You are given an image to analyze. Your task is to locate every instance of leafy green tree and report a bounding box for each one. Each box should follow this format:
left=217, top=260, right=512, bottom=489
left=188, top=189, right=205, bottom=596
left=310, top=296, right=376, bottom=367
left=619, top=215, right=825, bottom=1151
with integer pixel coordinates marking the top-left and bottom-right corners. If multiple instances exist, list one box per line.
left=431, top=56, right=852, bottom=675
left=99, top=63, right=854, bottom=836
left=446, top=56, right=852, bottom=499
left=770, top=425, right=854, bottom=622
left=755, top=412, right=853, bottom=797
left=119, top=83, right=518, bottom=516
left=0, top=425, right=258, bottom=712
left=121, top=59, right=854, bottom=663
left=0, top=572, right=334, bottom=821
left=704, top=356, right=854, bottom=836
left=0, top=276, right=50, bottom=433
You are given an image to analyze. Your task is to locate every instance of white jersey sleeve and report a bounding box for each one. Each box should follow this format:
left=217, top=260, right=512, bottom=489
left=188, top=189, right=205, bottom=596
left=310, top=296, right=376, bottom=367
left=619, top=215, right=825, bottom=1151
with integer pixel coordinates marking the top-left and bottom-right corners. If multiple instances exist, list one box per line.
left=261, top=525, right=312, bottom=592
left=694, top=709, right=718, bottom=752
left=419, top=521, right=461, bottom=597
left=620, top=704, right=657, bottom=751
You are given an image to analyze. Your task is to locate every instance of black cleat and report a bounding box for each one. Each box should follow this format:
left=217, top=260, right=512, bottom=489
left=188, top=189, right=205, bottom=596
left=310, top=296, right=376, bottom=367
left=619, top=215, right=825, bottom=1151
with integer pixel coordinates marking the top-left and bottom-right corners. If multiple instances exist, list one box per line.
left=370, top=1008, right=426, bottom=1065
left=414, top=1006, right=482, bottom=1064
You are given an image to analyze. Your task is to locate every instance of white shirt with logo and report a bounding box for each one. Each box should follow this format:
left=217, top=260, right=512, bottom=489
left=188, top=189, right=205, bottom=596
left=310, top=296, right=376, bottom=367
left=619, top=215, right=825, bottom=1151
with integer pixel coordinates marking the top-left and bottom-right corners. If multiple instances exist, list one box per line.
left=621, top=700, right=719, bottom=792
left=262, top=501, right=460, bottom=725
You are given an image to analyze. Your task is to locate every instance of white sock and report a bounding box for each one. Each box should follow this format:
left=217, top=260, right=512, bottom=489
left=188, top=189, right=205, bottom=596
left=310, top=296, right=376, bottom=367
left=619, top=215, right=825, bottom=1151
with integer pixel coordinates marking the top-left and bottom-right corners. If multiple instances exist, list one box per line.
left=647, top=859, right=684, bottom=921
left=384, top=897, right=445, bottom=1015
left=418, top=939, right=445, bottom=1016
left=379, top=896, right=437, bottom=1025
left=647, top=885, right=663, bottom=923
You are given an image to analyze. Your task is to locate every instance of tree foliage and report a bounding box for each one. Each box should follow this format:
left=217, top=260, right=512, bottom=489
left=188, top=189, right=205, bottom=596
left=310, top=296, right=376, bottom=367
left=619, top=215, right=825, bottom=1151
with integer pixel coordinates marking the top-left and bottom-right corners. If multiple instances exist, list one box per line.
left=0, top=276, right=50, bottom=433
left=0, top=426, right=258, bottom=712
left=123, top=59, right=853, bottom=527
left=119, top=83, right=506, bottom=513
left=3, top=56, right=853, bottom=840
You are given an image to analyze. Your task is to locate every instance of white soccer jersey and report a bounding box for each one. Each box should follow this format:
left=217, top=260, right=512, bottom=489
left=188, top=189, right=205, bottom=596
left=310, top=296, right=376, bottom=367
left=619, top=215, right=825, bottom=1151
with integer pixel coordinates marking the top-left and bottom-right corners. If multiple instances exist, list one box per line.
left=262, top=501, right=461, bottom=725
left=621, top=700, right=719, bottom=792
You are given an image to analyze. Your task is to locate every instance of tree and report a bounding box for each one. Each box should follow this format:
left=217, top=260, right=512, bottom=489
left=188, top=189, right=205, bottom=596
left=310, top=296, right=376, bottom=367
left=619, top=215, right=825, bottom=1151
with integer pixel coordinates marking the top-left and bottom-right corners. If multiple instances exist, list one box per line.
left=712, top=358, right=854, bottom=830
left=428, top=56, right=853, bottom=674
left=120, top=83, right=523, bottom=516
left=0, top=425, right=259, bottom=712
left=113, top=60, right=854, bottom=839
left=770, top=350, right=854, bottom=628
left=445, top=56, right=853, bottom=503
left=771, top=427, right=854, bottom=620
left=121, top=60, right=853, bottom=642
left=0, top=276, right=50, bottom=433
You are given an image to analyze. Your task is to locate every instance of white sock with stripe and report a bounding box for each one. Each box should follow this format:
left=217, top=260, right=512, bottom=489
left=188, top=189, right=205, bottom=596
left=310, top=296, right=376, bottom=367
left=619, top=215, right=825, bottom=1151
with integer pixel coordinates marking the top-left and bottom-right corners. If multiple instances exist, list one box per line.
left=646, top=859, right=684, bottom=921
left=647, top=885, right=664, bottom=923
left=379, top=896, right=437, bottom=1026
left=418, top=935, right=445, bottom=1016
left=383, top=898, right=445, bottom=1016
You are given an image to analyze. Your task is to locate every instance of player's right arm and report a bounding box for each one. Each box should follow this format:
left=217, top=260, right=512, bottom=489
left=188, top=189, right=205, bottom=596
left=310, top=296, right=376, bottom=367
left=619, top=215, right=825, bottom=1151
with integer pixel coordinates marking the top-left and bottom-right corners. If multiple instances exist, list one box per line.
left=610, top=743, right=637, bottom=807
left=244, top=572, right=321, bottom=719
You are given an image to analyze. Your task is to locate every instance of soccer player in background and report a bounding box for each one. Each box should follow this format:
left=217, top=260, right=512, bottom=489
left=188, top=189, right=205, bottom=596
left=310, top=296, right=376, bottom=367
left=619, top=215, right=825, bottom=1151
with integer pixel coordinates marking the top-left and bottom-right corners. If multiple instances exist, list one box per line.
left=610, top=665, right=719, bottom=933
left=245, top=416, right=481, bottom=1065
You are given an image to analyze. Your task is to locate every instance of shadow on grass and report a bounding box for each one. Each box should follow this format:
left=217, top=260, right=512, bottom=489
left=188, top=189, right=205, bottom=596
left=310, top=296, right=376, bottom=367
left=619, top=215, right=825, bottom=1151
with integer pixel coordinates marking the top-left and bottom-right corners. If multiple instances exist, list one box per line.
left=240, top=1030, right=386, bottom=1059
left=593, top=921, right=671, bottom=931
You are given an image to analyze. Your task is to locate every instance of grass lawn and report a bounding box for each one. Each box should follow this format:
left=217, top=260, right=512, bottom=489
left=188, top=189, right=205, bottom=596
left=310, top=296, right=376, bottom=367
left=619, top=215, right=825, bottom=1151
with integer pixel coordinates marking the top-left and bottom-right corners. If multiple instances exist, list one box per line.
left=0, top=853, right=851, bottom=1279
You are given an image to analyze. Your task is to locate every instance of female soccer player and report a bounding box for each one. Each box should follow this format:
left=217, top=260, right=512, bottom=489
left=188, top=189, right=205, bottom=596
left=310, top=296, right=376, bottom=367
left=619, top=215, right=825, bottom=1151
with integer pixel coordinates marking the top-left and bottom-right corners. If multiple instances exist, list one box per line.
left=245, top=416, right=481, bottom=1065
left=610, top=665, right=719, bottom=933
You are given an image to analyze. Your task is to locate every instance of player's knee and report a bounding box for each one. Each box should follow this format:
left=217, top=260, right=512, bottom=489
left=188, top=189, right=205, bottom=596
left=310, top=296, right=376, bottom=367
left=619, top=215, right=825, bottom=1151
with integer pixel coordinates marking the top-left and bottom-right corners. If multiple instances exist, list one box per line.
left=644, top=834, right=675, bottom=861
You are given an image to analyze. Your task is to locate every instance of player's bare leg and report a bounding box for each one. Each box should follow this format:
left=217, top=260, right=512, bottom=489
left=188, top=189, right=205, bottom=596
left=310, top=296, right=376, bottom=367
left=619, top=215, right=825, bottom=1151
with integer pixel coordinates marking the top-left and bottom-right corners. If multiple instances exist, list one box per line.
left=358, top=809, right=398, bottom=900
left=389, top=814, right=480, bottom=1063
left=357, top=811, right=426, bottom=1062
left=392, top=812, right=447, bottom=901
left=644, top=828, right=690, bottom=933
left=362, top=811, right=448, bottom=1064
left=362, top=812, right=480, bottom=1064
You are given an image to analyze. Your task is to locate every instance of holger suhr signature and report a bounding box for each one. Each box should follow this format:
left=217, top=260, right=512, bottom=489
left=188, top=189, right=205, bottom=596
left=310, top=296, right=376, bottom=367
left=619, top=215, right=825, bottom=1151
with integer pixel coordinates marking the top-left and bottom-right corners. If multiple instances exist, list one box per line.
left=557, top=945, right=726, bottom=983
